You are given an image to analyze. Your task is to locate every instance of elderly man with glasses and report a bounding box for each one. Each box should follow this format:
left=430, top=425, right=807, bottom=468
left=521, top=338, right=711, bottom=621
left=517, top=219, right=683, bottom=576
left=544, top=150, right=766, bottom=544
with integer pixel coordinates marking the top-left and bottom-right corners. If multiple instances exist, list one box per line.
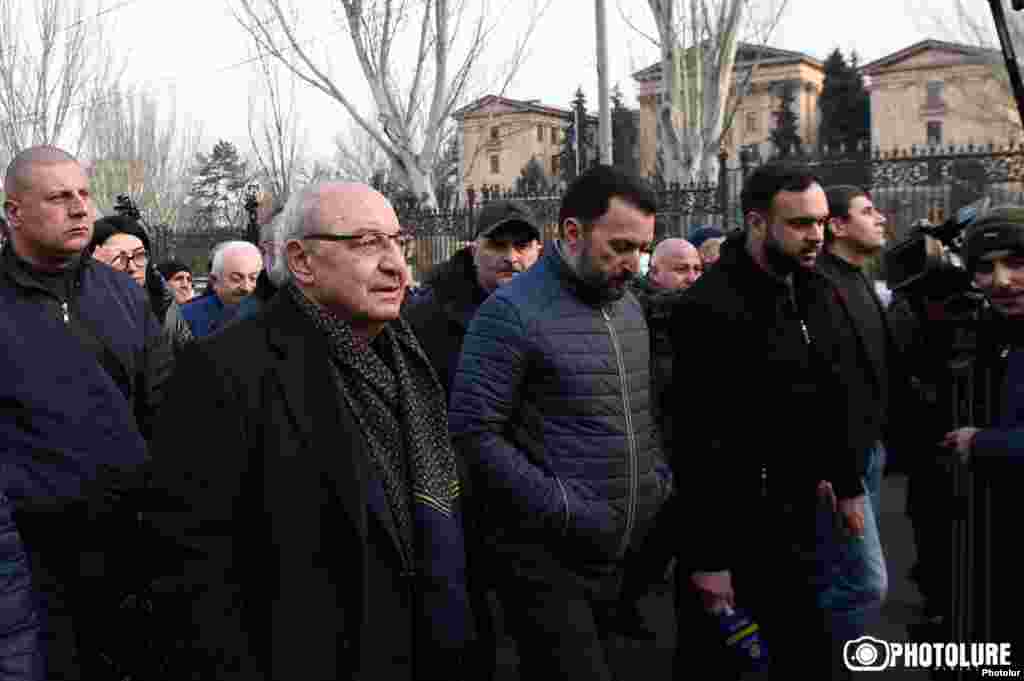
left=149, top=181, right=472, bottom=680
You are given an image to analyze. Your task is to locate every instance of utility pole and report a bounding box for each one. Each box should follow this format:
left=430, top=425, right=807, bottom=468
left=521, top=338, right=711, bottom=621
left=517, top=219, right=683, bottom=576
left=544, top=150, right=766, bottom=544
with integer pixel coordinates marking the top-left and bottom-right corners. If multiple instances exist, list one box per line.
left=989, top=0, right=1024, bottom=130
left=595, top=0, right=613, bottom=165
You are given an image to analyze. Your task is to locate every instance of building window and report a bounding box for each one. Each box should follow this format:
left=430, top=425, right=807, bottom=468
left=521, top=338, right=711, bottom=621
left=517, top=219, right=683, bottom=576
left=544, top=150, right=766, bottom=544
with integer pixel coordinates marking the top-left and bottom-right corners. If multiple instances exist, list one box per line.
left=537, top=124, right=544, bottom=142
left=926, top=81, right=944, bottom=108
left=551, top=126, right=559, bottom=144
left=490, top=154, right=500, bottom=174
left=927, top=121, right=943, bottom=146
left=745, top=111, right=758, bottom=133
left=551, top=154, right=560, bottom=176
left=490, top=126, right=500, bottom=140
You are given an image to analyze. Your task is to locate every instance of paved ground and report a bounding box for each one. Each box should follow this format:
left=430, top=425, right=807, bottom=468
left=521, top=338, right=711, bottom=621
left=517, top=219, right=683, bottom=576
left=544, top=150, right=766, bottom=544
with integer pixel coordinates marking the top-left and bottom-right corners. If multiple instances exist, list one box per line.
left=493, top=473, right=930, bottom=680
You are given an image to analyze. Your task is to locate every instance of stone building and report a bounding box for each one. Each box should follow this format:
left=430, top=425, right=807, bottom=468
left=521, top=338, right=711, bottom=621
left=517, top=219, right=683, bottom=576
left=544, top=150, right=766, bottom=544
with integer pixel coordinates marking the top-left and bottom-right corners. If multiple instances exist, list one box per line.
left=632, top=44, right=825, bottom=174
left=861, top=39, right=1020, bottom=152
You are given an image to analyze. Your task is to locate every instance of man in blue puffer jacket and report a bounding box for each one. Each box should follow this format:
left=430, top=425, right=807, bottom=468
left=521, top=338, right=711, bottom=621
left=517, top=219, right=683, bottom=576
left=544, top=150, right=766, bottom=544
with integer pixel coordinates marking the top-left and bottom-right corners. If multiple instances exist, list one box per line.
left=449, top=165, right=672, bottom=681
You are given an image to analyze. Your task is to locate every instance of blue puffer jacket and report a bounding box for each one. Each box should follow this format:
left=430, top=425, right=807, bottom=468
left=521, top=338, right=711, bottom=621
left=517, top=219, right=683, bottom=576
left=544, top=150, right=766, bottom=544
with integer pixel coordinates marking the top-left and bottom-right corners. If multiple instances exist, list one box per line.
left=0, top=493, right=42, bottom=680
left=449, top=244, right=672, bottom=573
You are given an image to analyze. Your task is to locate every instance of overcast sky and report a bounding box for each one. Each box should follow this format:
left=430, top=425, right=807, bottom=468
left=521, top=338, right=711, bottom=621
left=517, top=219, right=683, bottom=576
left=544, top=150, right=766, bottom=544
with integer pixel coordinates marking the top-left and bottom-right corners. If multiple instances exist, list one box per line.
left=67, top=0, right=993, bottom=161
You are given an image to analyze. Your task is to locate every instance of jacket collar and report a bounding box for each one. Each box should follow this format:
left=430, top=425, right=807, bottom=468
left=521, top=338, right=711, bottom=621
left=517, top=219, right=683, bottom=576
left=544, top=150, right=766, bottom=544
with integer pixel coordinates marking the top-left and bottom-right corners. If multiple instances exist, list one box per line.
left=423, top=246, right=487, bottom=328
left=819, top=249, right=862, bottom=276
left=264, top=292, right=369, bottom=540
left=718, top=231, right=831, bottom=297
left=0, top=242, right=90, bottom=296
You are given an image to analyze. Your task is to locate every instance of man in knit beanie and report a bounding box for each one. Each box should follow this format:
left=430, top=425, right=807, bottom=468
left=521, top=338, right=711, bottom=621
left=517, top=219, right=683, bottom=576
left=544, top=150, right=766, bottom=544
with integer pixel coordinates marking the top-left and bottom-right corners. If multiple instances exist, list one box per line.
left=962, top=206, right=1024, bottom=318
left=940, top=204, right=1024, bottom=664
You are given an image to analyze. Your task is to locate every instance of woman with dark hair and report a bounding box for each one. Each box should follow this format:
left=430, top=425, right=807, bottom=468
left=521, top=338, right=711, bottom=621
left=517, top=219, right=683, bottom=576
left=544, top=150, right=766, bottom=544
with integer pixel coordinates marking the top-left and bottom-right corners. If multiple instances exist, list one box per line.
left=88, top=215, right=192, bottom=353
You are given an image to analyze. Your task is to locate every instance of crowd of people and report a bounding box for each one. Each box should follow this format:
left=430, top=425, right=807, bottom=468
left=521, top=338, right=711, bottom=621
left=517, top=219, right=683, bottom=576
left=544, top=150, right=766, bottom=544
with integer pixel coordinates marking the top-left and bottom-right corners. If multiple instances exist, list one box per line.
left=1, top=143, right=1022, bottom=680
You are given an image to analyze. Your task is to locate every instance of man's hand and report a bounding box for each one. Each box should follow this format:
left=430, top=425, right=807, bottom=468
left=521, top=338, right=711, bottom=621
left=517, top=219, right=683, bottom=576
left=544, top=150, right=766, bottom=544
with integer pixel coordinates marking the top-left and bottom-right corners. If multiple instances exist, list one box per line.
left=817, top=481, right=865, bottom=538
left=838, top=495, right=866, bottom=538
left=941, top=427, right=981, bottom=464
left=690, top=570, right=734, bottom=613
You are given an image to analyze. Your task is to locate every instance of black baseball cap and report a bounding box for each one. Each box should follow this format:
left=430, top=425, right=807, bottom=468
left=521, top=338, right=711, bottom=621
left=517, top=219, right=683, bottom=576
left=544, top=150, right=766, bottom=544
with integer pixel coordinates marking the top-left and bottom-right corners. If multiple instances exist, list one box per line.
left=474, top=200, right=542, bottom=242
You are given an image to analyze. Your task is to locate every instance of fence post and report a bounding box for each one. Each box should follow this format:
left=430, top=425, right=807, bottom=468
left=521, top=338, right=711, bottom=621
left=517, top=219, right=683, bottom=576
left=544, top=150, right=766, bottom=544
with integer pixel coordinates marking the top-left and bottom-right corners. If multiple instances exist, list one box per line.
left=718, top=148, right=730, bottom=229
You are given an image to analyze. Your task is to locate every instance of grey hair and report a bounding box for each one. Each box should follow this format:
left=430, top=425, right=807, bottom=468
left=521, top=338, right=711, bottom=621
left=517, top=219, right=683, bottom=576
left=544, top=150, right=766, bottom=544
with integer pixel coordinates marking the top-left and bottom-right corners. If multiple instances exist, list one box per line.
left=259, top=198, right=286, bottom=244
left=273, top=182, right=332, bottom=283
left=211, top=240, right=261, bottom=278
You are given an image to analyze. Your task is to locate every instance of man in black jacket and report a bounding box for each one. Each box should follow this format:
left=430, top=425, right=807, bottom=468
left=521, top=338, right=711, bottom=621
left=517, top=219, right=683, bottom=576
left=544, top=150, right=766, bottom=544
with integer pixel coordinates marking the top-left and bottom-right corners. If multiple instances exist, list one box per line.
left=148, top=181, right=472, bottom=680
left=631, top=238, right=702, bottom=459
left=670, top=162, right=879, bottom=679
left=1, top=145, right=170, bottom=680
left=404, top=200, right=543, bottom=401
left=820, top=185, right=899, bottom=519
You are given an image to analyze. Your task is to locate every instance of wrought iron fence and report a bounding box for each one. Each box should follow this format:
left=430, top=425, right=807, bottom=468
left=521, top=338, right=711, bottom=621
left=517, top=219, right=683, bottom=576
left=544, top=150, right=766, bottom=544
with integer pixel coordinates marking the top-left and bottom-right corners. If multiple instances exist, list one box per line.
left=151, top=144, right=1024, bottom=283
left=737, top=142, right=1024, bottom=243
left=150, top=227, right=246, bottom=275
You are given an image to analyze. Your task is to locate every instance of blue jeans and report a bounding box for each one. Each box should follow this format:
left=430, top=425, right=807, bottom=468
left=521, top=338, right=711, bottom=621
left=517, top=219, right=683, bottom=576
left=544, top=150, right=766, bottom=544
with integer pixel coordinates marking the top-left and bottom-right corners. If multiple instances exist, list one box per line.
left=863, top=442, right=886, bottom=527
left=814, top=446, right=889, bottom=676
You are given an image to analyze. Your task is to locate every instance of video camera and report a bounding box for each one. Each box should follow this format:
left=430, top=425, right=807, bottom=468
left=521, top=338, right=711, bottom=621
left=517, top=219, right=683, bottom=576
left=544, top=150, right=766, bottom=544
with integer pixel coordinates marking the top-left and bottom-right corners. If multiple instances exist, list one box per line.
left=883, top=197, right=991, bottom=317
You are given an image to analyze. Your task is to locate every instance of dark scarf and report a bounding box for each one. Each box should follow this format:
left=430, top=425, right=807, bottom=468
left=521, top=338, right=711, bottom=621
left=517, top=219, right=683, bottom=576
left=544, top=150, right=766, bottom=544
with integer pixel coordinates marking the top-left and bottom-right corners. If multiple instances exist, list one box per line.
left=286, top=282, right=471, bottom=652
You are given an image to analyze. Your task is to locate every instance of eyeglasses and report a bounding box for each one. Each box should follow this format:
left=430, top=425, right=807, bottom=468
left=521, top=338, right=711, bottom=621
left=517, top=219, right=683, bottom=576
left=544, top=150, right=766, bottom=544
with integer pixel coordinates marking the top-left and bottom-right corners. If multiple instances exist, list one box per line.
left=109, top=250, right=149, bottom=269
left=303, top=230, right=414, bottom=257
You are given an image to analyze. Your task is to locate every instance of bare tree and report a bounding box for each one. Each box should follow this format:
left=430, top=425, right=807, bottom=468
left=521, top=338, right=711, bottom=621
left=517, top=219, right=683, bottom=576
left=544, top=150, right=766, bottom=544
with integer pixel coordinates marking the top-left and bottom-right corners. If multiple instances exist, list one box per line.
left=631, top=0, right=789, bottom=184
left=248, top=47, right=306, bottom=207
left=84, top=85, right=204, bottom=236
left=333, top=116, right=392, bottom=184
left=234, top=0, right=551, bottom=208
left=0, top=0, right=122, bottom=170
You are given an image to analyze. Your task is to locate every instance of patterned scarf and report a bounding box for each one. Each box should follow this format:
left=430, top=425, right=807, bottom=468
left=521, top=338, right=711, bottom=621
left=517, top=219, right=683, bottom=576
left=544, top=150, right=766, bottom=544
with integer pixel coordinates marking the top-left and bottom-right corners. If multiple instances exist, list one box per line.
left=286, top=282, right=461, bottom=566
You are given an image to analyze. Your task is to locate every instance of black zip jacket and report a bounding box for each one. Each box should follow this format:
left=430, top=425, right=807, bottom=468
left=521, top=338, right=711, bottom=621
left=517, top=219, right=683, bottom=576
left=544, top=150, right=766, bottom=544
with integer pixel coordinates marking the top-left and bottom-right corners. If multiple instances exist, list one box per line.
left=669, top=234, right=870, bottom=571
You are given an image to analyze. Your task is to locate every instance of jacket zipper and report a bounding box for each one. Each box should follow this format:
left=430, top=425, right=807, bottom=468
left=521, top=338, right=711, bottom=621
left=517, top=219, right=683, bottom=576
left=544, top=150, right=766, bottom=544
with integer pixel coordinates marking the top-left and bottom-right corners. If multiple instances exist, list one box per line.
left=61, top=301, right=70, bottom=324
left=601, top=306, right=638, bottom=559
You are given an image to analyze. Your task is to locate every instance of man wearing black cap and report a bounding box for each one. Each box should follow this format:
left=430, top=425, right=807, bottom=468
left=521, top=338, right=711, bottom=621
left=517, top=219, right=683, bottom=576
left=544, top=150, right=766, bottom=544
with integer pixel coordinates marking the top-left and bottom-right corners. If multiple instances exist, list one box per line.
left=157, top=260, right=194, bottom=305
left=404, top=199, right=543, bottom=401
left=690, top=226, right=726, bottom=267
left=941, top=206, right=1024, bottom=660
left=404, top=200, right=543, bottom=680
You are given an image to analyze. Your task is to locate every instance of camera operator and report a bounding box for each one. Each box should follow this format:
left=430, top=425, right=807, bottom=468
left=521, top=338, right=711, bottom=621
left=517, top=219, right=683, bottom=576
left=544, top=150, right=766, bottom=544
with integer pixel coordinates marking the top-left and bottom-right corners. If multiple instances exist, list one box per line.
left=938, top=206, right=1024, bottom=656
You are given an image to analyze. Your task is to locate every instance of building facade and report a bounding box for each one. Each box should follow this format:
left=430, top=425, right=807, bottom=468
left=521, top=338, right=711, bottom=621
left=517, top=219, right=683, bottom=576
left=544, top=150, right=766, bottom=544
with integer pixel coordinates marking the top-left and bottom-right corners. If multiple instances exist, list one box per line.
left=452, top=95, right=574, bottom=200
left=862, top=39, right=1020, bottom=152
left=632, top=44, right=825, bottom=175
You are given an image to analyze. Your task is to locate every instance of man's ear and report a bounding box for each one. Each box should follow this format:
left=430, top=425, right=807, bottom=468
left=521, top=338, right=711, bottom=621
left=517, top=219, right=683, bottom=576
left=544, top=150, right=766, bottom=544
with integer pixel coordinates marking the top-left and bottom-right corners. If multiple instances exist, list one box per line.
left=562, top=219, right=583, bottom=253
left=3, top=197, right=20, bottom=229
left=286, top=240, right=314, bottom=284
left=829, top=216, right=846, bottom=239
left=745, top=211, right=766, bottom=239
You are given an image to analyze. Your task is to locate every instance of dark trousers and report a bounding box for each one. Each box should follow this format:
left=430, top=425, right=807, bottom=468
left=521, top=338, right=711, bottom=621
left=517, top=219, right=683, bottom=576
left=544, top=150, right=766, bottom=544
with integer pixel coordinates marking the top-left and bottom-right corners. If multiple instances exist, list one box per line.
left=14, top=504, right=144, bottom=681
left=496, top=572, right=619, bottom=681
